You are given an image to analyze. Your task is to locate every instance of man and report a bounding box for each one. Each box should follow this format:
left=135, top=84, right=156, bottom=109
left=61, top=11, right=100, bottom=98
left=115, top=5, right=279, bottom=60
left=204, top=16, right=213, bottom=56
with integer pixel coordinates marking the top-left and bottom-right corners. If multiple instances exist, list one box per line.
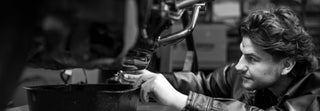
left=123, top=7, right=320, bottom=110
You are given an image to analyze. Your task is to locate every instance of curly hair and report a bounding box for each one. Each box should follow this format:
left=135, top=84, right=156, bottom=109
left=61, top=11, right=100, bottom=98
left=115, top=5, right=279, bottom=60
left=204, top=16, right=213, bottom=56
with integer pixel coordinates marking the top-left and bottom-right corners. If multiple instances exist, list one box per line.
left=239, top=6, right=317, bottom=77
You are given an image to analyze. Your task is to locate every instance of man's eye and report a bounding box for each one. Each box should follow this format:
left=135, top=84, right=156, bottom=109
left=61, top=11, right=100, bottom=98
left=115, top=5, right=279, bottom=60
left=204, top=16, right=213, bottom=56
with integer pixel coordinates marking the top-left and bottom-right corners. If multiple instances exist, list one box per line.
left=245, top=56, right=257, bottom=62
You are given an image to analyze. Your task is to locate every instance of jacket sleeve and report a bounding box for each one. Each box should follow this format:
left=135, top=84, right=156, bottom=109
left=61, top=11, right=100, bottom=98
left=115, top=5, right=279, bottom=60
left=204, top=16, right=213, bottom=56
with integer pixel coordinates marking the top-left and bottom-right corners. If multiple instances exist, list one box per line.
left=161, top=64, right=266, bottom=111
left=183, top=91, right=320, bottom=111
left=184, top=91, right=264, bottom=111
left=162, top=64, right=235, bottom=98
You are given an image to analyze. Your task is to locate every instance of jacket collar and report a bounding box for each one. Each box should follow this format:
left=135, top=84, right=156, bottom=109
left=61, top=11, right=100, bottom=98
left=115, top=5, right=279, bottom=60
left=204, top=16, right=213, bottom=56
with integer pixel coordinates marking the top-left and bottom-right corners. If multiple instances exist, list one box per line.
left=281, top=71, right=320, bottom=98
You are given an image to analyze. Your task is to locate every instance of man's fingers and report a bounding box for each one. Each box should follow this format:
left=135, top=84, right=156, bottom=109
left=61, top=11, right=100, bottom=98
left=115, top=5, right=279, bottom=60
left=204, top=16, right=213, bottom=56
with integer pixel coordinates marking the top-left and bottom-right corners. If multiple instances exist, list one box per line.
left=123, top=70, right=155, bottom=82
left=123, top=69, right=144, bottom=74
left=123, top=74, right=141, bottom=81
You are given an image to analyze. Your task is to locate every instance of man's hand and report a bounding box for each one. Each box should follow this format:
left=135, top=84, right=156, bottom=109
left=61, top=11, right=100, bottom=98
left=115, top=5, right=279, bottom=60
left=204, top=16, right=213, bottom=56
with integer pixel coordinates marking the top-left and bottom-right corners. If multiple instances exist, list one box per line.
left=123, top=69, right=187, bottom=110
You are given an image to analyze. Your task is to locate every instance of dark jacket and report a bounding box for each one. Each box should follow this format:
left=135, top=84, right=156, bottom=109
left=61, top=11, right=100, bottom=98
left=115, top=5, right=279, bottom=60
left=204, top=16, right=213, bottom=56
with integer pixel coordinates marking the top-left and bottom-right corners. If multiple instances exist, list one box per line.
left=163, top=63, right=320, bottom=111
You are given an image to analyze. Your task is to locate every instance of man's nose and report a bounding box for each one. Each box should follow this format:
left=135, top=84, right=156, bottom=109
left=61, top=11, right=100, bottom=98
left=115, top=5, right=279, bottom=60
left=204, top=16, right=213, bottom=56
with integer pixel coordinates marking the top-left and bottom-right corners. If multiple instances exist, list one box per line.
left=235, top=55, right=248, bottom=73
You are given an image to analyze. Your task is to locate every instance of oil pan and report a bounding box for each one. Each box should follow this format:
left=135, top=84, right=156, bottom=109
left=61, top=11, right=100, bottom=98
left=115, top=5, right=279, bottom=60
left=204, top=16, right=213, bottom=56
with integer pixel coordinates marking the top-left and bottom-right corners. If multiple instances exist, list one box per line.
left=25, top=84, right=139, bottom=111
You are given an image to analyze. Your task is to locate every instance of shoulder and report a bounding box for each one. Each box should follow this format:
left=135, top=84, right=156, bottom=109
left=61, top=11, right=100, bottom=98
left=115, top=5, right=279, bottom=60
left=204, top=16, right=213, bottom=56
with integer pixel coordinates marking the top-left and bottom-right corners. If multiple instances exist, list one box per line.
left=279, top=72, right=320, bottom=110
left=283, top=71, right=320, bottom=103
left=281, top=94, right=320, bottom=111
left=285, top=71, right=320, bottom=96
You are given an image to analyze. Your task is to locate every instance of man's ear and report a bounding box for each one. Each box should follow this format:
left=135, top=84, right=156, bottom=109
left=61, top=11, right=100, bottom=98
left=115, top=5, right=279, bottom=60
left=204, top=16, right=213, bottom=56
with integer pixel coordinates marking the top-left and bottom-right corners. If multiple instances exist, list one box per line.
left=281, top=58, right=296, bottom=76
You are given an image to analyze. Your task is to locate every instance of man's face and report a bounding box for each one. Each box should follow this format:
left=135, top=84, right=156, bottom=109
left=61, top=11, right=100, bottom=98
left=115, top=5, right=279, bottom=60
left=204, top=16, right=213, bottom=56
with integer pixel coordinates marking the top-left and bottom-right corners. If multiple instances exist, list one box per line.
left=235, top=37, right=284, bottom=90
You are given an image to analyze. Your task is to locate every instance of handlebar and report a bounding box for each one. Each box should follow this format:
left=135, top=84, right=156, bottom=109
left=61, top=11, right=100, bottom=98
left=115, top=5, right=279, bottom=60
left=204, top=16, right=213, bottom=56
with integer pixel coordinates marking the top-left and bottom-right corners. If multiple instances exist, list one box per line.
left=176, top=0, right=213, bottom=9
left=158, top=3, right=204, bottom=46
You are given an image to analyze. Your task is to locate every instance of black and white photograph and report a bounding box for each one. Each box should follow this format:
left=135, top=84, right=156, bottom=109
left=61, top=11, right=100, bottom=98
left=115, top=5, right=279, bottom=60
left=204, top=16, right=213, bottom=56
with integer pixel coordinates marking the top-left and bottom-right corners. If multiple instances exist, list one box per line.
left=1, top=0, right=320, bottom=111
